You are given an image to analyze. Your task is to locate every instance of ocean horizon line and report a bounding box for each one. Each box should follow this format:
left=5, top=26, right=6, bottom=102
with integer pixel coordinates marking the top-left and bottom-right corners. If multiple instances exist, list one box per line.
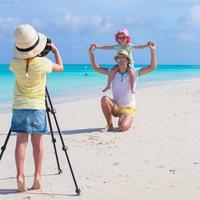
left=0, top=63, right=200, bottom=66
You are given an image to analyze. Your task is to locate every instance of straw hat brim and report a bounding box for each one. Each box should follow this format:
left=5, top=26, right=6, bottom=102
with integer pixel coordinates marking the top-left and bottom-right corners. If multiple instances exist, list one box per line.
left=114, top=53, right=131, bottom=63
left=13, top=32, right=47, bottom=59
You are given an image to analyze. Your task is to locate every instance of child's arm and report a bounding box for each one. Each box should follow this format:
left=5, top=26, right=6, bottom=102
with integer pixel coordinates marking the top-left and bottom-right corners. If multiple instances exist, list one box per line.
left=48, top=43, right=64, bottom=72
left=133, top=43, right=149, bottom=49
left=92, top=44, right=115, bottom=50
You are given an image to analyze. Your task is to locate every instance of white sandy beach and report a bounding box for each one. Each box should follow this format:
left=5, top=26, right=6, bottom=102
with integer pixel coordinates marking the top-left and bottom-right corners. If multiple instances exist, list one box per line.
left=1, top=79, right=200, bottom=200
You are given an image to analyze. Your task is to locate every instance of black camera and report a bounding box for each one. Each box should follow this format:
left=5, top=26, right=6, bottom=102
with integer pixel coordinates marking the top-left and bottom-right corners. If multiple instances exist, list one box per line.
left=38, top=38, right=52, bottom=57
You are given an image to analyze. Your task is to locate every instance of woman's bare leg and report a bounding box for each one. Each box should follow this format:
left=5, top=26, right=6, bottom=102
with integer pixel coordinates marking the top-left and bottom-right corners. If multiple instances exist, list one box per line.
left=118, top=113, right=134, bottom=132
left=101, top=96, right=118, bottom=132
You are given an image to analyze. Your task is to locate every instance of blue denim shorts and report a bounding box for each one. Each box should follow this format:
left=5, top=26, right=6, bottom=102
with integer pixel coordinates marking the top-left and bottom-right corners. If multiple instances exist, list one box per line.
left=11, top=109, right=48, bottom=134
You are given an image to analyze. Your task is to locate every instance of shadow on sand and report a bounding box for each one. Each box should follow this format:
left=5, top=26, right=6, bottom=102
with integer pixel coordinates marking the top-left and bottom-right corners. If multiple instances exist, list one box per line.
left=0, top=173, right=79, bottom=196
left=0, top=188, right=18, bottom=195
left=54, top=127, right=102, bottom=135
left=0, top=188, right=79, bottom=196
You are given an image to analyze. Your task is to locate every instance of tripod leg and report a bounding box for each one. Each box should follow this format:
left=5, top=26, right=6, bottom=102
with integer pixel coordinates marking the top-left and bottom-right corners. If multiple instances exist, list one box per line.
left=58, top=131, right=81, bottom=195
left=46, top=99, right=62, bottom=174
left=0, top=128, right=12, bottom=161
left=46, top=87, right=81, bottom=195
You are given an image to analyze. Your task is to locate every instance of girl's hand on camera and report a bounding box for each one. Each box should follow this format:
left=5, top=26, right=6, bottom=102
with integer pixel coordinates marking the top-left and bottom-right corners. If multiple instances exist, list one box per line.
left=47, top=42, right=57, bottom=53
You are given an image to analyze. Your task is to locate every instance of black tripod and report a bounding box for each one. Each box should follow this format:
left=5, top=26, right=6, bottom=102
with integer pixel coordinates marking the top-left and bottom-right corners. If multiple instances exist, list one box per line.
left=0, top=87, right=81, bottom=195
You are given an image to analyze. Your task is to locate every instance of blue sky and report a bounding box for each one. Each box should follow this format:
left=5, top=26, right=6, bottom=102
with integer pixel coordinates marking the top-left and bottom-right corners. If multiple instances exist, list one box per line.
left=0, top=0, right=200, bottom=64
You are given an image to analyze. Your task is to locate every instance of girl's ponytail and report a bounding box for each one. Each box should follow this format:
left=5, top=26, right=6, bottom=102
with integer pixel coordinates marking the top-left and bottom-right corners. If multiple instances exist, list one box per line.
left=25, top=58, right=30, bottom=80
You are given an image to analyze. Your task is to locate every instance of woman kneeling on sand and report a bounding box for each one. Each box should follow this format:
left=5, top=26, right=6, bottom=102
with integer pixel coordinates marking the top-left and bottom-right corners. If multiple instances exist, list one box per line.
left=89, top=42, right=157, bottom=132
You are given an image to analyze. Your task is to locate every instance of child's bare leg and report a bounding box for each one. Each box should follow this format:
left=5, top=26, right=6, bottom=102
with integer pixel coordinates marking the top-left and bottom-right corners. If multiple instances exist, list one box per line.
left=15, top=133, right=28, bottom=192
left=30, top=134, right=43, bottom=190
left=128, top=68, right=136, bottom=93
left=102, top=66, right=118, bottom=92
left=102, top=74, right=112, bottom=92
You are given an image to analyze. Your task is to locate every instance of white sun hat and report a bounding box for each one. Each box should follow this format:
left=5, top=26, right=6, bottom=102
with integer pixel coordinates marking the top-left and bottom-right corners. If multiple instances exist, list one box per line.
left=14, top=24, right=47, bottom=59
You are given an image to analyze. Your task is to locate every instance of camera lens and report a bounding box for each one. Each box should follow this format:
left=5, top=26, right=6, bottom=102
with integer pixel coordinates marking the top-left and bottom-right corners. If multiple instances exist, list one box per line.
left=47, top=38, right=52, bottom=44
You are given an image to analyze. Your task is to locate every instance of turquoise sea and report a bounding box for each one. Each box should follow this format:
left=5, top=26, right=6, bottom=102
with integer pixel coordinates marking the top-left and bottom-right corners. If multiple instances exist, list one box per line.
left=1, top=64, right=200, bottom=111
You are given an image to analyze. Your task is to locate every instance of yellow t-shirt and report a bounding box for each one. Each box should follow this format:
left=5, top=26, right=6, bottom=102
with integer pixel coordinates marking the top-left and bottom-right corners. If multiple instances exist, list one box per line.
left=9, top=57, right=53, bottom=109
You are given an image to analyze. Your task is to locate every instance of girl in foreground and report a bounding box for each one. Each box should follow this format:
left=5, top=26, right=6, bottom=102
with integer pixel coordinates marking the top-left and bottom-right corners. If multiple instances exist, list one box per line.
left=10, top=24, right=63, bottom=192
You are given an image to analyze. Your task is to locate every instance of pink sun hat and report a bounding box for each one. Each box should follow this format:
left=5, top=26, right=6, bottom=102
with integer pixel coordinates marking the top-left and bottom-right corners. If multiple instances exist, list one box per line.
left=115, top=28, right=131, bottom=44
